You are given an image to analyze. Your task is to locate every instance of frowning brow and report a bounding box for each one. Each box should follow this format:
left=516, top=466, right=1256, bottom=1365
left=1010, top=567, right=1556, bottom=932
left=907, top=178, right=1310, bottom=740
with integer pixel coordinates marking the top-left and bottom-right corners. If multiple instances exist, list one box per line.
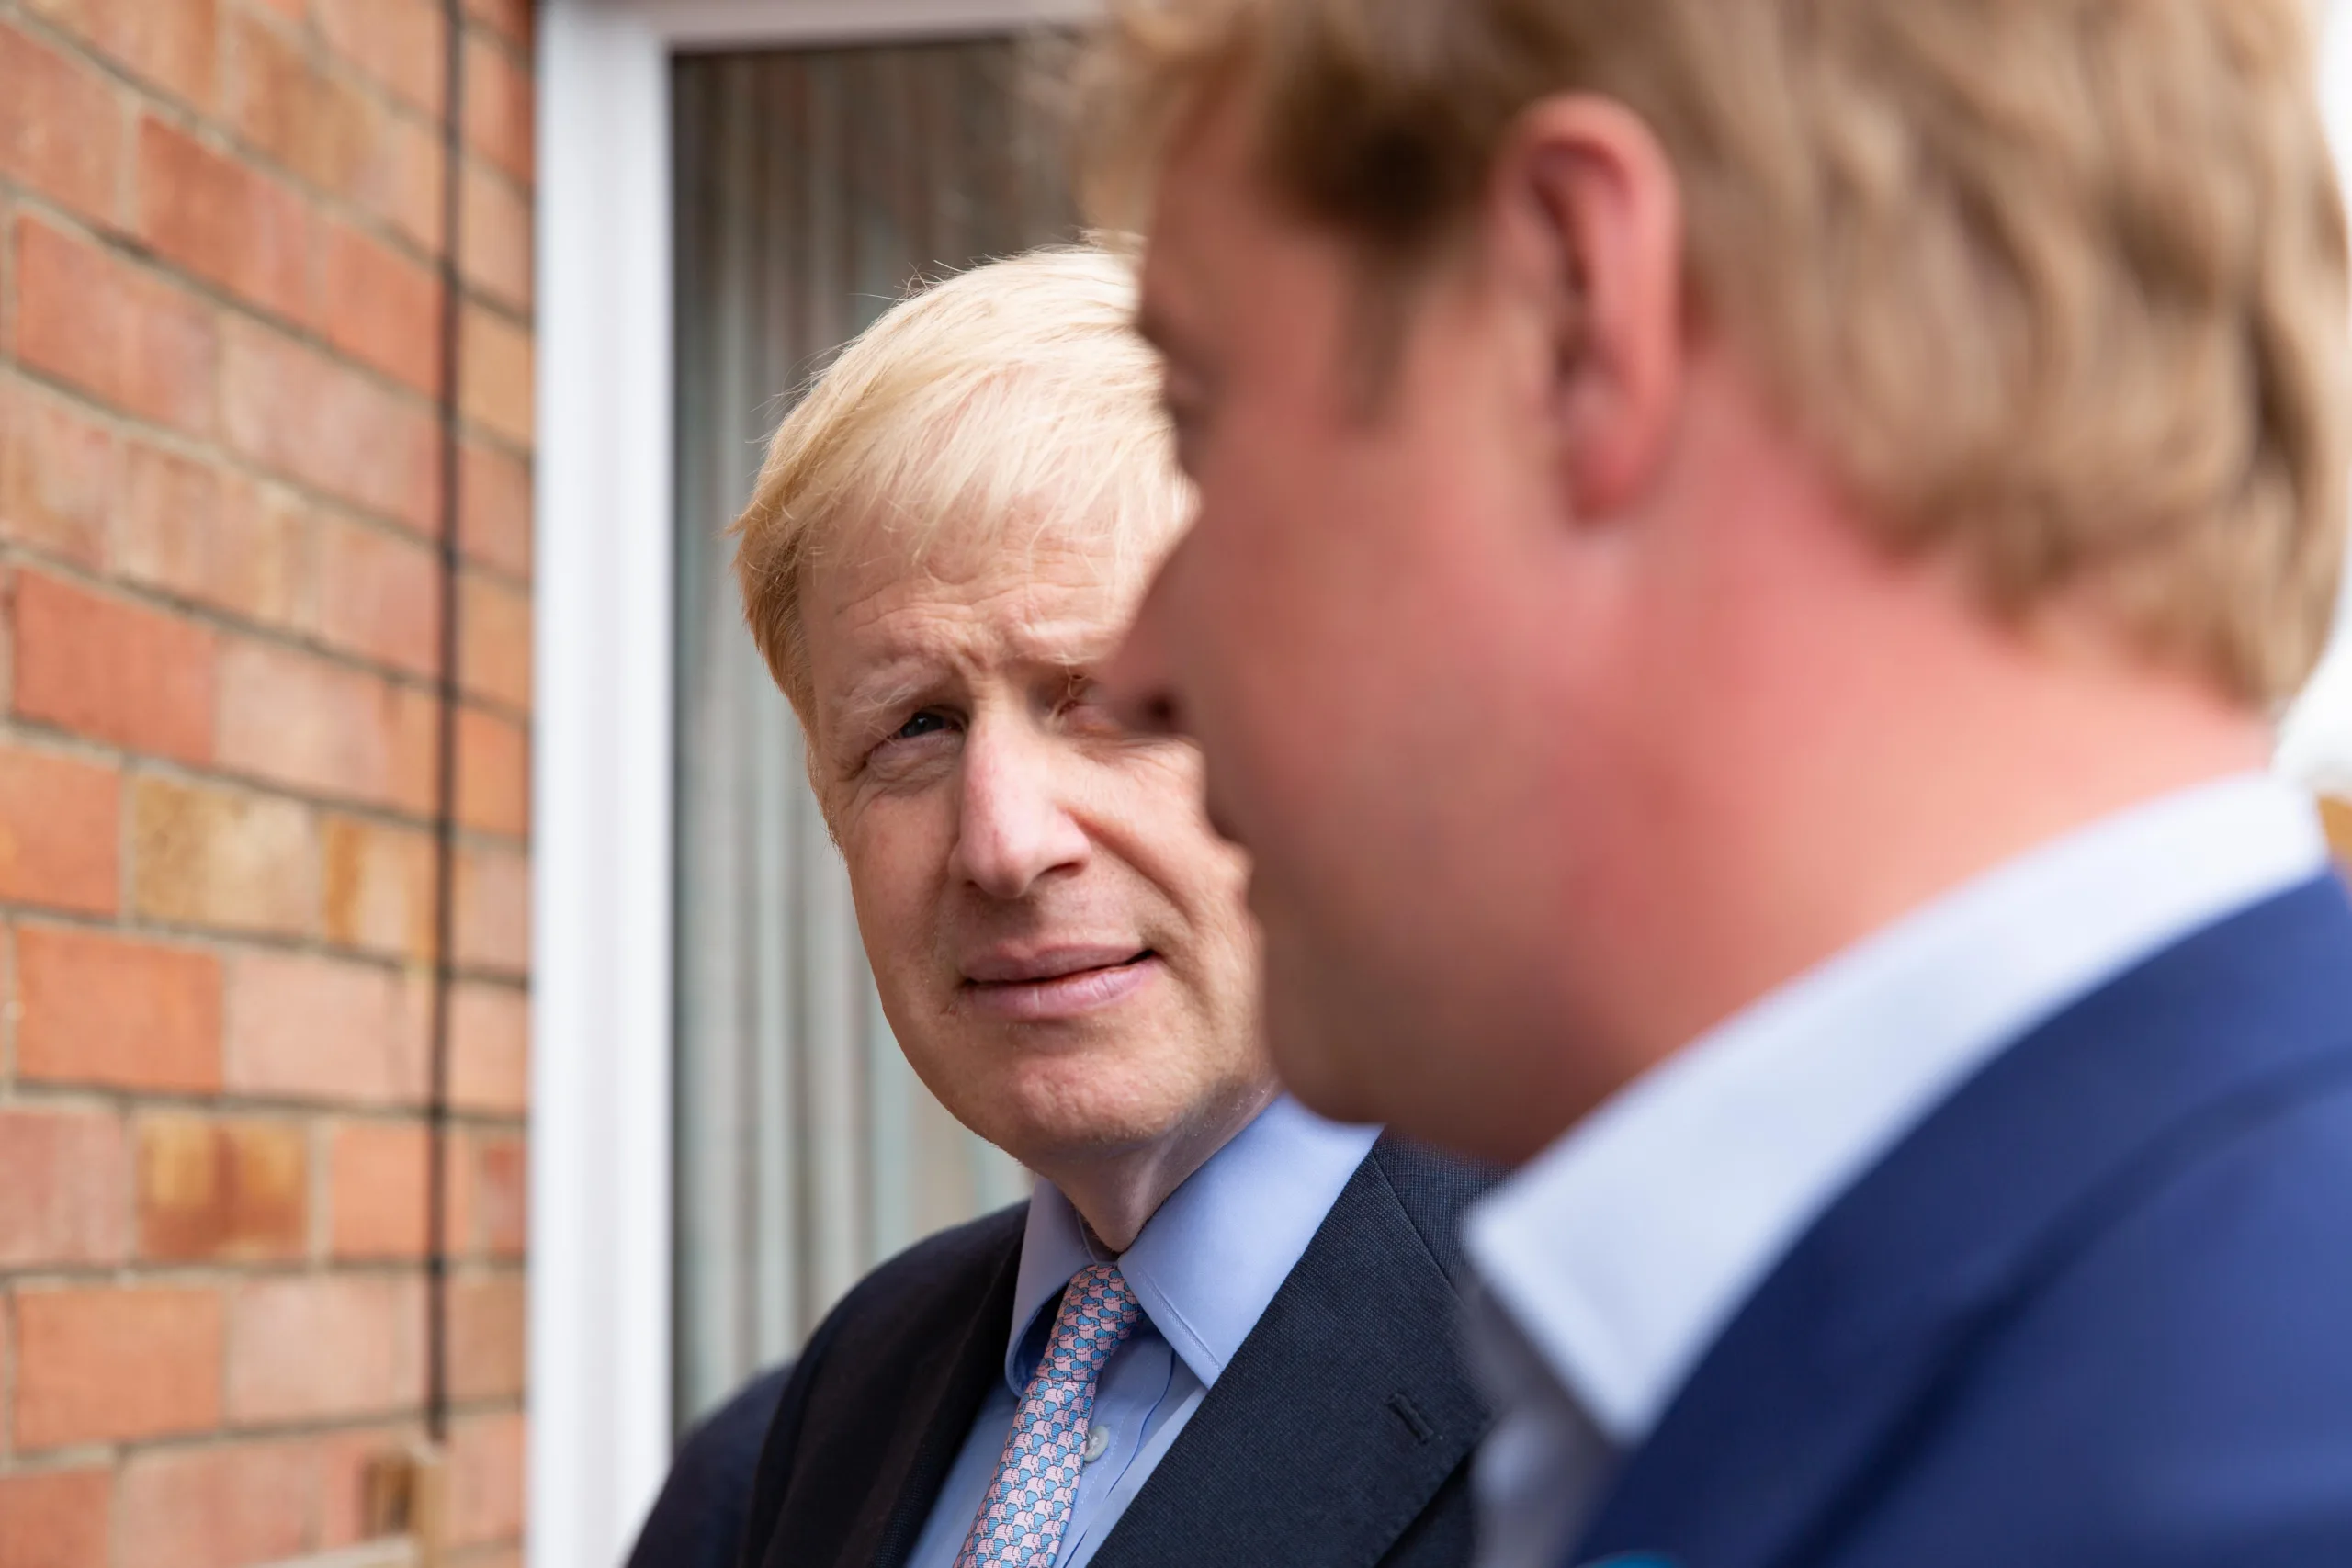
left=825, top=615, right=1124, bottom=741
left=828, top=663, right=945, bottom=744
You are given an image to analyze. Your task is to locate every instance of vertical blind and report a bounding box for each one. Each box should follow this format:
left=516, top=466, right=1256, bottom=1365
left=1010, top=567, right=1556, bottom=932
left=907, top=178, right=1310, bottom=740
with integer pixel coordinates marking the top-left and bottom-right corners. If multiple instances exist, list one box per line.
left=670, top=39, right=1080, bottom=1432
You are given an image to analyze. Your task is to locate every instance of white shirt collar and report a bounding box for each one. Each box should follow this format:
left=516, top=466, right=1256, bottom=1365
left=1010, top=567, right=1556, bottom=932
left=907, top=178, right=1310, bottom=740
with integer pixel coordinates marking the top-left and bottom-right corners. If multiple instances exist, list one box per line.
left=1465, top=772, right=2329, bottom=1446
left=1009, top=1096, right=1381, bottom=1393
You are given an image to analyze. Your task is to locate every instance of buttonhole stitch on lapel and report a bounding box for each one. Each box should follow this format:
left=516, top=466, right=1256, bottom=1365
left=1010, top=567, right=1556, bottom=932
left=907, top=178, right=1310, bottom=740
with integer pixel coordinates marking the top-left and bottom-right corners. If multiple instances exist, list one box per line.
left=1386, top=1393, right=1436, bottom=1443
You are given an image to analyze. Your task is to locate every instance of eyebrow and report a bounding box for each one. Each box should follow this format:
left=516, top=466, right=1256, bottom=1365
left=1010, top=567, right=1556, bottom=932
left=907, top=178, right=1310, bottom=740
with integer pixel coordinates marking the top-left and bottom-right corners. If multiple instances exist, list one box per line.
left=828, top=663, right=941, bottom=746
left=825, top=618, right=1121, bottom=741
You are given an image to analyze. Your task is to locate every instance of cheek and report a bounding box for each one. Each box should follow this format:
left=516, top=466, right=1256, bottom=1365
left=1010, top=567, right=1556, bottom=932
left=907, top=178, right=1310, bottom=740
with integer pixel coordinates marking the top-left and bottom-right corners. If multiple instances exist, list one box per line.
left=839, top=800, right=953, bottom=988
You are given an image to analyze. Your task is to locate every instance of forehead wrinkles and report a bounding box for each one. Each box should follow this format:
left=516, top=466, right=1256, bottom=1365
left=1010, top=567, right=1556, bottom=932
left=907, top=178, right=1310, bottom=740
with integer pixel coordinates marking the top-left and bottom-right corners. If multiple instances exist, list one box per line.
left=814, top=545, right=1141, bottom=739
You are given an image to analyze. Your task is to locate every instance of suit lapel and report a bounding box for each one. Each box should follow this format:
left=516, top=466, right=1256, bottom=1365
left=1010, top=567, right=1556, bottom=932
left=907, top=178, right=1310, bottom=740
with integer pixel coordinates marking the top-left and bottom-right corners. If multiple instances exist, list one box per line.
left=842, top=1236, right=1023, bottom=1568
left=1091, top=1139, right=1493, bottom=1568
left=1574, top=877, right=2352, bottom=1568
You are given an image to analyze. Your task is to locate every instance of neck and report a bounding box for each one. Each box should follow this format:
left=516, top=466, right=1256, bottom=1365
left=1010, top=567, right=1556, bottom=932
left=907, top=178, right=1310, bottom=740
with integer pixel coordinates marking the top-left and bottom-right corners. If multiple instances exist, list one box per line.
left=1573, top=415, right=2278, bottom=1109
left=1030, top=1077, right=1281, bottom=1251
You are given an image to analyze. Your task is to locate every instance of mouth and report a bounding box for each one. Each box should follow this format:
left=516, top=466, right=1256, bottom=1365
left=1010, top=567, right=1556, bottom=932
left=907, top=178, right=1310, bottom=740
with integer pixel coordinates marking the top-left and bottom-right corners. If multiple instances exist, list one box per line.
left=958, top=946, right=1161, bottom=1022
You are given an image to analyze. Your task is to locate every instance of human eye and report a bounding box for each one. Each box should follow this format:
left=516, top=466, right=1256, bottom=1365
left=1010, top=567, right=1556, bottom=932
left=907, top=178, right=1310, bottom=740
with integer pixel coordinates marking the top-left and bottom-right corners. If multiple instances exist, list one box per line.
left=890, top=710, right=952, bottom=742
left=862, top=705, right=961, bottom=780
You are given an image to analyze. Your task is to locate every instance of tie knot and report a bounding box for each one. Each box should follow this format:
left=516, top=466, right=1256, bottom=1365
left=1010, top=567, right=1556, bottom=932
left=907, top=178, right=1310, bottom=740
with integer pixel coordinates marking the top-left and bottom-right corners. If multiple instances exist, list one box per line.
left=1041, top=1261, right=1140, bottom=1383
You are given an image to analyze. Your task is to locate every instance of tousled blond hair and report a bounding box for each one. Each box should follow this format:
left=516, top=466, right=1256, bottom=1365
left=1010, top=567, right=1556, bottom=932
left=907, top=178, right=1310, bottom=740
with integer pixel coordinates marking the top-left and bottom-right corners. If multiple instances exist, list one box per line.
left=1079, top=0, right=2351, bottom=706
left=733, top=245, right=1187, bottom=727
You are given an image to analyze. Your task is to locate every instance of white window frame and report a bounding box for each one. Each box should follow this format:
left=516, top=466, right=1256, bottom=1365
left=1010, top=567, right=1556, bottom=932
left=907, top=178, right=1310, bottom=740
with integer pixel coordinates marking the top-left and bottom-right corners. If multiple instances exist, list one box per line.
left=532, top=6, right=1097, bottom=1566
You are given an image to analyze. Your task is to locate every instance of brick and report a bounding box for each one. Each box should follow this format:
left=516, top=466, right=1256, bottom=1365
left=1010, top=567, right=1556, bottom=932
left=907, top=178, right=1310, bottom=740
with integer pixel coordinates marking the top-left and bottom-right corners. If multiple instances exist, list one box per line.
left=226, top=1273, right=424, bottom=1422
left=448, top=1270, right=525, bottom=1402
left=459, top=302, right=533, bottom=450
left=457, top=437, right=529, bottom=580
left=458, top=570, right=530, bottom=710
left=460, top=161, right=530, bottom=310
left=0, top=1107, right=129, bottom=1268
left=448, top=1550, right=523, bottom=1568
left=0, top=1467, right=111, bottom=1568
left=16, top=925, right=222, bottom=1093
left=474, top=1131, right=524, bottom=1258
left=316, top=0, right=447, bottom=118
left=441, top=1122, right=478, bottom=1252
left=117, top=444, right=311, bottom=626
left=216, top=638, right=438, bottom=811
left=225, top=948, right=430, bottom=1105
left=14, top=216, right=218, bottom=436
left=224, top=8, right=368, bottom=194
left=453, top=842, right=526, bottom=976
left=10, top=570, right=217, bottom=762
left=321, top=814, right=435, bottom=960
left=220, top=315, right=442, bottom=535
left=133, top=115, right=311, bottom=322
left=0, top=744, right=119, bottom=916
left=227, top=10, right=444, bottom=251
left=456, top=705, right=526, bottom=838
left=447, top=1410, right=526, bottom=1547
left=131, top=775, right=317, bottom=935
left=318, top=220, right=445, bottom=396
left=313, top=1423, right=424, bottom=1550
left=117, top=1441, right=311, bottom=1568
left=311, top=513, right=443, bottom=676
left=462, top=34, right=531, bottom=185
left=444, top=979, right=526, bottom=1115
left=329, top=1118, right=429, bottom=1258
left=0, top=383, right=111, bottom=568
left=136, top=1112, right=307, bottom=1261
left=377, top=104, right=447, bottom=254
left=0, top=24, right=123, bottom=227
left=466, top=0, right=532, bottom=49
left=25, top=0, right=218, bottom=107
left=12, top=1285, right=223, bottom=1449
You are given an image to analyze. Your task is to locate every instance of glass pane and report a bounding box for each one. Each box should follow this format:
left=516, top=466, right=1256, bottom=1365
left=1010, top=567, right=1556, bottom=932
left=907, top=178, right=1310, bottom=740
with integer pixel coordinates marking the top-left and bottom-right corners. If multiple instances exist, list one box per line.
left=670, top=38, right=1078, bottom=1434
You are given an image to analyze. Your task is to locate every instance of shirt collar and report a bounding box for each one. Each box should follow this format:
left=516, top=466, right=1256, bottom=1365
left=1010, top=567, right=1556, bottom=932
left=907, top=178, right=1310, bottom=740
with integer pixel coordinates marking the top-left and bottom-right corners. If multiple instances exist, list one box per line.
left=1008, top=1096, right=1381, bottom=1393
left=1465, top=771, right=2330, bottom=1447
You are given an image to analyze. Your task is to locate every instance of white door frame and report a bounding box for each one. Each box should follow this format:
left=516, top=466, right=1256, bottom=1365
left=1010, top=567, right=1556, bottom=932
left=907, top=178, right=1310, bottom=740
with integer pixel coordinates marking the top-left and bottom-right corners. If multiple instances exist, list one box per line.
left=532, top=5, right=1097, bottom=1565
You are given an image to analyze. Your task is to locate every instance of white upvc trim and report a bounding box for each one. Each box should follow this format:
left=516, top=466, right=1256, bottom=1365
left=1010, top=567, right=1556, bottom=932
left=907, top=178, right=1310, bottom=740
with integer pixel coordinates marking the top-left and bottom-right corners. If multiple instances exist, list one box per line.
left=532, top=6, right=1099, bottom=1566
left=631, top=0, right=1101, bottom=51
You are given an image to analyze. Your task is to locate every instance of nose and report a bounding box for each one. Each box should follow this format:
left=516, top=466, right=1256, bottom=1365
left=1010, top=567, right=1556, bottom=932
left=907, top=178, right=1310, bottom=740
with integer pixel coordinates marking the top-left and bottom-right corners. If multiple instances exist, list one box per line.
left=949, top=719, right=1092, bottom=900
left=1102, top=552, right=1188, bottom=739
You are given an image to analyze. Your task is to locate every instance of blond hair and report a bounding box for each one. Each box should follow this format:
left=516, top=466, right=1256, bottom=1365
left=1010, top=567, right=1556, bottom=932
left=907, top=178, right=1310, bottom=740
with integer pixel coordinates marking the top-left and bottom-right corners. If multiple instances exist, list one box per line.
left=1079, top=0, right=2351, bottom=706
left=733, top=244, right=1188, bottom=726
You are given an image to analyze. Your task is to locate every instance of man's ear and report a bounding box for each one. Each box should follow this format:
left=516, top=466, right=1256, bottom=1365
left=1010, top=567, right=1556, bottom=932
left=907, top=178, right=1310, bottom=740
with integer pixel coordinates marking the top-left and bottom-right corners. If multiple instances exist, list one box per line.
left=1484, top=96, right=1687, bottom=522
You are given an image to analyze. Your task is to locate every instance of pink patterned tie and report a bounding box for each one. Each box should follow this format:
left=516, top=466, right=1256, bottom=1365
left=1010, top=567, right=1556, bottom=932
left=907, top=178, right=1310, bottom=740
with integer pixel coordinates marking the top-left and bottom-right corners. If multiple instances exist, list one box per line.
left=955, top=1261, right=1143, bottom=1568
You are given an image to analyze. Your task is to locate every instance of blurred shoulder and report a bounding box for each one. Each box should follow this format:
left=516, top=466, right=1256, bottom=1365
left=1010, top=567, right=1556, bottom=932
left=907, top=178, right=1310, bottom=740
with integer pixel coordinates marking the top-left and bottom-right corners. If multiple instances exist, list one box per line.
left=799, top=1201, right=1030, bottom=1372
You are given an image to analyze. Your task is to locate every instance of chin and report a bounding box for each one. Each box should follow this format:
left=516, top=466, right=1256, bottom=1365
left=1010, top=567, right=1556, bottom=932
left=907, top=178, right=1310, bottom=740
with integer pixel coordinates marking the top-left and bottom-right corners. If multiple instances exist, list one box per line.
left=919, top=1039, right=1193, bottom=1167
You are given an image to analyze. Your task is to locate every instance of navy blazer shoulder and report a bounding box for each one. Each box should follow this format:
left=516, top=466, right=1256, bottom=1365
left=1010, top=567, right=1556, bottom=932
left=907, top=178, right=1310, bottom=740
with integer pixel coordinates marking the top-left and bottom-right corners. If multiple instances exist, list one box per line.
left=1575, top=874, right=2352, bottom=1568
left=626, top=1364, right=793, bottom=1568
left=740, top=1136, right=1498, bottom=1568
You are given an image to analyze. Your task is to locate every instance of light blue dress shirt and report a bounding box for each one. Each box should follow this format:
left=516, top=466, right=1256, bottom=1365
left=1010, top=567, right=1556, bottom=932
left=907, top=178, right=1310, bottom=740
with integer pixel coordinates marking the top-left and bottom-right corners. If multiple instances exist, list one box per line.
left=1460, top=772, right=2333, bottom=1568
left=907, top=1096, right=1382, bottom=1568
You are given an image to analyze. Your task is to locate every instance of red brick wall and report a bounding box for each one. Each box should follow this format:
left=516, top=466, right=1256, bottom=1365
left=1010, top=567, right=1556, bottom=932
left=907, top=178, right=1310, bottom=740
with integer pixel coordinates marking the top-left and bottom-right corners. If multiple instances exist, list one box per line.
left=0, top=1, right=533, bottom=1564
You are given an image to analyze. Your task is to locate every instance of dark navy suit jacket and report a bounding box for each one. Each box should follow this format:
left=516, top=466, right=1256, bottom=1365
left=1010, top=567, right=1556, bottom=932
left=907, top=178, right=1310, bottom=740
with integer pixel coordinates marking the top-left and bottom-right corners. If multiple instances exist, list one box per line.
left=626, top=1366, right=791, bottom=1568
left=1572, top=874, right=2352, bottom=1568
left=735, top=1136, right=1496, bottom=1568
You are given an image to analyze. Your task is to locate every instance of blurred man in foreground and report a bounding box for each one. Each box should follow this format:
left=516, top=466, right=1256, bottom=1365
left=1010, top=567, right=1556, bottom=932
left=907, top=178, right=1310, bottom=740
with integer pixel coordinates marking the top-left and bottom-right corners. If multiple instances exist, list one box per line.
left=710, top=247, right=1490, bottom=1568
left=1090, top=1, right=2352, bottom=1563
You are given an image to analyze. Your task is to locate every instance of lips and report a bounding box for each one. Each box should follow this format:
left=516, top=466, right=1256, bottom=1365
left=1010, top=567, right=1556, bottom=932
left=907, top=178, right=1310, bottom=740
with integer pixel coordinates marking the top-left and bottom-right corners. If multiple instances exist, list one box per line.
left=958, top=945, right=1160, bottom=1021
